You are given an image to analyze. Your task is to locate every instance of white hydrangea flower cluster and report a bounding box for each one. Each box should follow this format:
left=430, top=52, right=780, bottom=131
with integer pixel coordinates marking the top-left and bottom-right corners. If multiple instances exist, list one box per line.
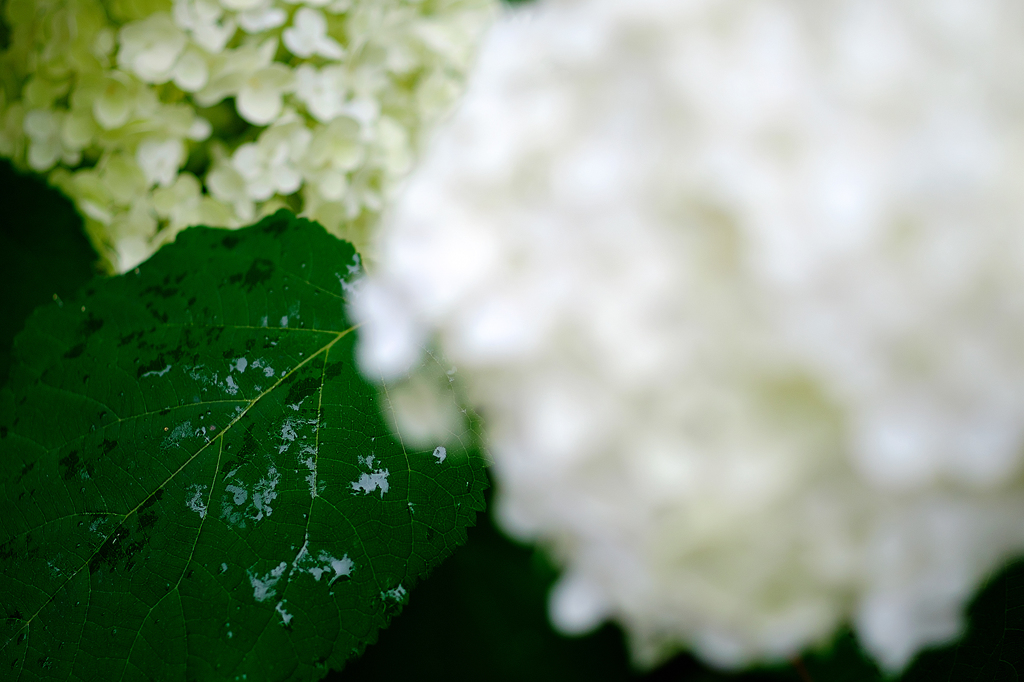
left=0, top=0, right=496, bottom=271
left=353, top=0, right=1024, bottom=673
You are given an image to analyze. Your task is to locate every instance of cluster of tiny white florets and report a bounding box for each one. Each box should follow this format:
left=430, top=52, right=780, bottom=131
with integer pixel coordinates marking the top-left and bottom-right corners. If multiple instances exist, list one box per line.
left=0, top=0, right=496, bottom=270
left=354, top=0, right=1024, bottom=673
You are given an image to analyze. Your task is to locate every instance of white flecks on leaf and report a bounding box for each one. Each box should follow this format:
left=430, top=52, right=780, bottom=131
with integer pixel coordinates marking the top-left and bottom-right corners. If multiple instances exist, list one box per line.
left=251, top=466, right=281, bottom=522
left=279, top=419, right=298, bottom=453
left=163, top=421, right=192, bottom=449
left=382, top=584, right=407, bottom=602
left=302, top=456, right=318, bottom=497
left=186, top=483, right=208, bottom=518
left=226, top=484, right=247, bottom=505
left=351, top=469, right=390, bottom=497
left=346, top=253, right=361, bottom=277
left=141, top=364, right=172, bottom=378
left=275, top=600, right=294, bottom=626
left=325, top=554, right=354, bottom=585
left=225, top=375, right=239, bottom=395
left=290, top=537, right=354, bottom=584
left=231, top=357, right=248, bottom=373
left=280, top=316, right=288, bottom=328
left=432, top=446, right=447, bottom=464
left=249, top=561, right=288, bottom=602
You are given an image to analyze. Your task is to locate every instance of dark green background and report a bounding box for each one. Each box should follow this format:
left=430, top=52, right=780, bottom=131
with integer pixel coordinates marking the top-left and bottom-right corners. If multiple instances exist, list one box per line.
left=4, top=159, right=1024, bottom=681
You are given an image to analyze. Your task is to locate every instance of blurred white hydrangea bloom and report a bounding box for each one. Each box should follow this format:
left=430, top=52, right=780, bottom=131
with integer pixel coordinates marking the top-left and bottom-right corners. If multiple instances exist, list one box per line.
left=353, top=0, right=1024, bottom=672
left=0, top=0, right=496, bottom=270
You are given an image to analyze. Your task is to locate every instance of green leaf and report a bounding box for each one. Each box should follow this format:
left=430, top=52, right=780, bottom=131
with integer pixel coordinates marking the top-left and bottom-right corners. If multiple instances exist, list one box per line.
left=0, top=211, right=487, bottom=681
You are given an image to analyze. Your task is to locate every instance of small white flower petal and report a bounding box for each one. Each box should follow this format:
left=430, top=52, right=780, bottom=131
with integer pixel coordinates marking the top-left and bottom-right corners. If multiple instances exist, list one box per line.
left=136, top=138, right=186, bottom=187
left=172, top=49, right=209, bottom=92
left=236, top=64, right=293, bottom=125
left=219, top=0, right=264, bottom=12
left=117, top=13, right=188, bottom=83
left=239, top=6, right=287, bottom=32
left=283, top=7, right=328, bottom=58
left=187, top=117, right=213, bottom=141
left=315, top=35, right=345, bottom=60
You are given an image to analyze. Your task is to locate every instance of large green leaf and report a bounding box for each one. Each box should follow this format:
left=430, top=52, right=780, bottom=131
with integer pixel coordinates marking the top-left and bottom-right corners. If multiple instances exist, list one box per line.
left=0, top=211, right=486, bottom=681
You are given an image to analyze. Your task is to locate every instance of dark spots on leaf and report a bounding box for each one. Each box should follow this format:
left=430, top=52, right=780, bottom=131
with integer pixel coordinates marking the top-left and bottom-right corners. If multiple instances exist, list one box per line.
left=100, top=439, right=117, bottom=455
left=261, top=216, right=289, bottom=236
left=15, top=461, right=34, bottom=483
left=425, top=528, right=435, bottom=542
left=185, top=569, right=194, bottom=580
left=138, top=509, right=157, bottom=530
left=140, top=488, right=164, bottom=512
left=159, top=408, right=172, bottom=416
left=228, top=273, right=243, bottom=285
left=285, top=377, right=320, bottom=407
left=187, top=296, right=197, bottom=306
left=205, top=327, right=225, bottom=343
left=91, top=491, right=163, bottom=574
left=6, top=609, right=23, bottom=625
left=245, top=338, right=256, bottom=352
left=64, top=343, right=86, bottom=359
left=1, top=426, right=7, bottom=439
left=23, top=533, right=39, bottom=560
left=118, top=331, right=142, bottom=347
left=175, top=273, right=187, bottom=284
left=325, top=361, right=346, bottom=381
left=89, top=526, right=146, bottom=574
left=221, top=234, right=241, bottom=250
left=82, top=374, right=89, bottom=384
left=80, top=313, right=104, bottom=337
left=145, top=302, right=169, bottom=324
left=0, top=540, right=15, bottom=560
left=16, top=632, right=26, bottom=645
left=238, top=423, right=259, bottom=465
left=333, top=574, right=350, bottom=584
left=243, top=258, right=274, bottom=291
left=137, top=355, right=170, bottom=379
left=58, top=451, right=83, bottom=480
left=142, top=283, right=179, bottom=299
